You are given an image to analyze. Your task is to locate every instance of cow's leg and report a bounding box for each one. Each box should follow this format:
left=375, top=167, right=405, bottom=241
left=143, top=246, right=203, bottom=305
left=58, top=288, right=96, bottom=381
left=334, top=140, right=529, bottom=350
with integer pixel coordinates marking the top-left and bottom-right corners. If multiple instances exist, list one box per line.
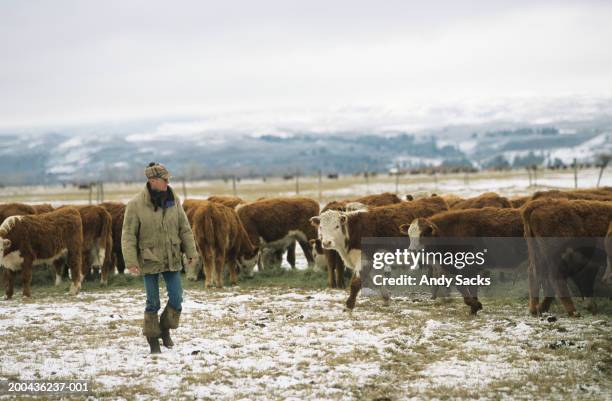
left=53, top=259, right=64, bottom=286
left=298, top=238, right=315, bottom=268
left=227, top=260, right=238, bottom=286
left=324, top=251, right=336, bottom=288
left=116, top=249, right=126, bottom=274
left=4, top=269, right=15, bottom=300
left=21, top=258, right=33, bottom=298
left=286, top=242, right=296, bottom=269
left=67, top=246, right=82, bottom=295
left=335, top=256, right=346, bottom=289
left=527, top=255, right=541, bottom=316
left=346, top=274, right=362, bottom=309
left=203, top=250, right=214, bottom=288
left=455, top=285, right=482, bottom=315
left=548, top=266, right=578, bottom=317
left=214, top=252, right=226, bottom=288
left=53, top=260, right=63, bottom=286
left=538, top=277, right=555, bottom=313
left=80, top=249, right=90, bottom=283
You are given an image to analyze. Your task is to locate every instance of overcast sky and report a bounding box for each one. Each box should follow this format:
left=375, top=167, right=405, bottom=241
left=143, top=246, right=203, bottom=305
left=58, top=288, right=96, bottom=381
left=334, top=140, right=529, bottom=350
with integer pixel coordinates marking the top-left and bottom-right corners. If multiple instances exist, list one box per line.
left=1, top=0, right=611, bottom=130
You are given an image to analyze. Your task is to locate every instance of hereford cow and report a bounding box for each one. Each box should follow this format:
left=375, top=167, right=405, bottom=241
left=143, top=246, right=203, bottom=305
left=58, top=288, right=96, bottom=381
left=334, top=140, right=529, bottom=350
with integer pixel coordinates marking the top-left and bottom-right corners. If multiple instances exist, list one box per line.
left=401, top=207, right=526, bottom=314
left=58, top=205, right=113, bottom=285
left=451, top=192, right=512, bottom=210
left=0, top=203, right=36, bottom=223
left=311, top=196, right=449, bottom=309
left=236, top=197, right=320, bottom=272
left=521, top=199, right=612, bottom=317
left=0, top=207, right=83, bottom=298
left=100, top=202, right=127, bottom=273
left=317, top=193, right=402, bottom=289
left=187, top=201, right=258, bottom=287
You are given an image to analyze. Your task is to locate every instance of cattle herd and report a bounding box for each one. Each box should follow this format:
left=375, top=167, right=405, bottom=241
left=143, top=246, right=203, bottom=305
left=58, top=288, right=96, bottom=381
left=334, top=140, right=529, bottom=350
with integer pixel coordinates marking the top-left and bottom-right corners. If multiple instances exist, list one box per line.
left=1, top=187, right=612, bottom=319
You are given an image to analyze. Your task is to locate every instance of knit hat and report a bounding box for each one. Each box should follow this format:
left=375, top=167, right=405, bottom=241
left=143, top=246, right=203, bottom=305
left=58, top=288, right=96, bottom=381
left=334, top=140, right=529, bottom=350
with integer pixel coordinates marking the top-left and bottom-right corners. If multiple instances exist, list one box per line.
left=144, top=162, right=171, bottom=180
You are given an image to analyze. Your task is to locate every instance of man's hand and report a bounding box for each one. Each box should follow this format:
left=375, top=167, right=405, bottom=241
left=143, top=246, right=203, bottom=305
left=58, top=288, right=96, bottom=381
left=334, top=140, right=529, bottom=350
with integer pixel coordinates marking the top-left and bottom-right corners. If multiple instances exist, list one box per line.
left=127, top=265, right=141, bottom=275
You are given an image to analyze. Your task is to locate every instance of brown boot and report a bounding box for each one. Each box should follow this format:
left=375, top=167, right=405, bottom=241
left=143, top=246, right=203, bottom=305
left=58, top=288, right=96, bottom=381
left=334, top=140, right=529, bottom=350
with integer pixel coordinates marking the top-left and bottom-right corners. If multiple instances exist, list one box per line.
left=143, top=312, right=162, bottom=354
left=147, top=337, right=161, bottom=354
left=160, top=305, right=181, bottom=348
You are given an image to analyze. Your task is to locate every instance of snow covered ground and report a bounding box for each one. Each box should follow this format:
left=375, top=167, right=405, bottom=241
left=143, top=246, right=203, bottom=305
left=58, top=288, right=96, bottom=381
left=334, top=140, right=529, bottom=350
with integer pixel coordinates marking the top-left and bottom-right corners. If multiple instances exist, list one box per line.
left=0, top=286, right=610, bottom=400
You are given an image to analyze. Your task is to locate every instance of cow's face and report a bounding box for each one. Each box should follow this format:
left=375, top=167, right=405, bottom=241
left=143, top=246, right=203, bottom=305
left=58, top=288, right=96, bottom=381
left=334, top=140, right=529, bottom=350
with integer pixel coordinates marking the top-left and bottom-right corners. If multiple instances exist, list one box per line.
left=183, top=255, right=200, bottom=281
left=238, top=251, right=259, bottom=277
left=310, top=210, right=348, bottom=251
left=401, top=218, right=437, bottom=251
left=0, top=238, right=9, bottom=264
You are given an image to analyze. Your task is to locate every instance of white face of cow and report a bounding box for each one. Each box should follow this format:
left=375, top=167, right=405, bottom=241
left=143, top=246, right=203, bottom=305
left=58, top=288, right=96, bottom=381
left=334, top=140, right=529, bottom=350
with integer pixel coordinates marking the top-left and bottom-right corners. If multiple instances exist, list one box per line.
left=407, top=220, right=423, bottom=251
left=238, top=253, right=258, bottom=277
left=310, top=210, right=348, bottom=251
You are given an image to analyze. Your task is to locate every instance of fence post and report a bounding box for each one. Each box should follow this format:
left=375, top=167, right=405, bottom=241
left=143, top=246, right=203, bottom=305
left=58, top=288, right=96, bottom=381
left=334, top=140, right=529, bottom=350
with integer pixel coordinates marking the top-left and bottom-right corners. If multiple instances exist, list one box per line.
left=88, top=184, right=93, bottom=205
left=295, top=169, right=300, bottom=195
left=232, top=175, right=237, bottom=196
left=182, top=177, right=187, bottom=199
left=573, top=158, right=578, bottom=189
left=100, top=181, right=104, bottom=203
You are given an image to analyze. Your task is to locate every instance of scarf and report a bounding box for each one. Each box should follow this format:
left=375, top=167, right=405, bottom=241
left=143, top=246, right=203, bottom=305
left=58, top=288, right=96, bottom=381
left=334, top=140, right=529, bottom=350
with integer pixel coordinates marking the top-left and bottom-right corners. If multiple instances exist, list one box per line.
left=147, top=183, right=175, bottom=212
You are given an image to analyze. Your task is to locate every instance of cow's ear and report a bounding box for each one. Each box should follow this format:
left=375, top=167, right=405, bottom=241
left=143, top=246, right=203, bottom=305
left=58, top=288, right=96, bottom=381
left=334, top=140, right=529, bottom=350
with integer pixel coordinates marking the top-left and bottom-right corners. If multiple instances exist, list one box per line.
left=422, top=222, right=437, bottom=237
left=339, top=214, right=348, bottom=224
left=399, top=224, right=410, bottom=235
left=405, top=195, right=414, bottom=201
left=2, top=238, right=10, bottom=248
left=310, top=216, right=320, bottom=227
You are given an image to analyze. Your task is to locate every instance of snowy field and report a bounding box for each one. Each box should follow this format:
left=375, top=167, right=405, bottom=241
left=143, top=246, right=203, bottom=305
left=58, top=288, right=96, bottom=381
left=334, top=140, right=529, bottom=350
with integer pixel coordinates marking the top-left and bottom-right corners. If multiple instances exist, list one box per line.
left=1, top=168, right=611, bottom=400
left=0, top=285, right=610, bottom=400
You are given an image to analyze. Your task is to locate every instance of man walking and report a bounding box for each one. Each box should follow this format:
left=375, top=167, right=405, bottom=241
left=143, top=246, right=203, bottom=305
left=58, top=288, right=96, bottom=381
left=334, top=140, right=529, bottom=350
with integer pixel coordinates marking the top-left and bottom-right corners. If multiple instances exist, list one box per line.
left=122, top=162, right=198, bottom=354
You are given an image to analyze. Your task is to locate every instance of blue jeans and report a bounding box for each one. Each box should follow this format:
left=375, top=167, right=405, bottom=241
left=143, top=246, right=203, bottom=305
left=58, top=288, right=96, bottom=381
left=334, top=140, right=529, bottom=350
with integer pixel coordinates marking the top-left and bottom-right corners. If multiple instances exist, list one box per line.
left=143, top=271, right=183, bottom=313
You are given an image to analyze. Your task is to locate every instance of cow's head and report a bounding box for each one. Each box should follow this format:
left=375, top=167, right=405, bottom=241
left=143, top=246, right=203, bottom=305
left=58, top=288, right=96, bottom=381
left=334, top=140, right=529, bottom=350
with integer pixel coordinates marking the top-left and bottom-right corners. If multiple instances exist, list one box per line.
left=238, top=244, right=260, bottom=277
left=310, top=210, right=349, bottom=251
left=183, top=255, right=200, bottom=281
left=400, top=218, right=438, bottom=251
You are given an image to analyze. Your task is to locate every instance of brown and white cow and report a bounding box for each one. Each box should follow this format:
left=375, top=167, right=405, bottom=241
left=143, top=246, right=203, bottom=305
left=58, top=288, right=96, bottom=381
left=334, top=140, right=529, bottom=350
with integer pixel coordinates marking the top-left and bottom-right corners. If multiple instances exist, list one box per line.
left=401, top=207, right=526, bottom=314
left=58, top=205, right=113, bottom=285
left=0, top=207, right=83, bottom=298
left=311, top=196, right=448, bottom=309
left=451, top=192, right=512, bottom=210
left=236, top=197, right=320, bottom=273
left=521, top=199, right=612, bottom=317
left=187, top=201, right=258, bottom=287
left=100, top=202, right=126, bottom=274
left=316, top=193, right=402, bottom=289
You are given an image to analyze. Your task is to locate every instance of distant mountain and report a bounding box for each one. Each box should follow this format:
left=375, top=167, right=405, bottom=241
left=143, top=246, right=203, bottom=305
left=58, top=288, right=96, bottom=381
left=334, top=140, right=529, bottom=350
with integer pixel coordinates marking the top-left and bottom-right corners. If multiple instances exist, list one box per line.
left=0, top=121, right=610, bottom=185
